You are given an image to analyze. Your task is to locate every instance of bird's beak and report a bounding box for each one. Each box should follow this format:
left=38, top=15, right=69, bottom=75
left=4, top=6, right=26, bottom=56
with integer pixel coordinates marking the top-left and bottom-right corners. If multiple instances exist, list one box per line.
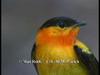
left=73, top=21, right=86, bottom=27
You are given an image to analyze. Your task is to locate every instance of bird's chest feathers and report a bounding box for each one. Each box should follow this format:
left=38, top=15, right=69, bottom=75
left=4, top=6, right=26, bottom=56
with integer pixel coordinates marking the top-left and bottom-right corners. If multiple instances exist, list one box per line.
left=36, top=45, right=77, bottom=61
left=36, top=45, right=83, bottom=75
left=36, top=32, right=78, bottom=61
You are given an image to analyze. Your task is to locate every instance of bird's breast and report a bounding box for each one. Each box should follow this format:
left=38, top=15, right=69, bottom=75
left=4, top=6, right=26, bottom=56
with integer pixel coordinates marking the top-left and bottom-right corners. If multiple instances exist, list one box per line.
left=35, top=45, right=89, bottom=75
left=36, top=44, right=78, bottom=63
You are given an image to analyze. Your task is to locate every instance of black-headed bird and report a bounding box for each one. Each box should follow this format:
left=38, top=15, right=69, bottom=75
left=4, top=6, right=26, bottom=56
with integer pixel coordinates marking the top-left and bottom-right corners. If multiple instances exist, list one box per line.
left=31, top=17, right=99, bottom=75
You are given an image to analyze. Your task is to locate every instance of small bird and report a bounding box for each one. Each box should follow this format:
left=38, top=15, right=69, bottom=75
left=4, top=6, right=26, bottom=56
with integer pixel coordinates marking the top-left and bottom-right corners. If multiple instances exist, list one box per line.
left=31, top=17, right=98, bottom=75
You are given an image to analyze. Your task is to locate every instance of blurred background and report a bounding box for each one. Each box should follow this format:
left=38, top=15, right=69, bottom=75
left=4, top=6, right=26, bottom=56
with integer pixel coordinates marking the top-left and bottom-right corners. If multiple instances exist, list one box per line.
left=1, top=0, right=98, bottom=75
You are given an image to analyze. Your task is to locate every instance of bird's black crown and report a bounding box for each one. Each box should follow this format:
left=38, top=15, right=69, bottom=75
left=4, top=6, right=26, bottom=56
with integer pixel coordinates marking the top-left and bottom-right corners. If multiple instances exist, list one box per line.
left=40, top=17, right=82, bottom=29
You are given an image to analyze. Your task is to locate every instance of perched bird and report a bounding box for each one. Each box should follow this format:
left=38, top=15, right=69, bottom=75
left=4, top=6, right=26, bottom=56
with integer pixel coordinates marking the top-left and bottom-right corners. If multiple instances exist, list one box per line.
left=31, top=17, right=98, bottom=75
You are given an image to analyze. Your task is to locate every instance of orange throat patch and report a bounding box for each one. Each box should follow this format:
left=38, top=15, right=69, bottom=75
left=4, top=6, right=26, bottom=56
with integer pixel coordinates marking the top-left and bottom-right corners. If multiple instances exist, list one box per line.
left=36, top=28, right=79, bottom=47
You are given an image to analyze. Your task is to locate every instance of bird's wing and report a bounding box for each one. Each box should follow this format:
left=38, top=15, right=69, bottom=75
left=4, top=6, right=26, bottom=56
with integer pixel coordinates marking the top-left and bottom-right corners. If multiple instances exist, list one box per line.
left=74, top=40, right=99, bottom=75
left=31, top=44, right=39, bottom=75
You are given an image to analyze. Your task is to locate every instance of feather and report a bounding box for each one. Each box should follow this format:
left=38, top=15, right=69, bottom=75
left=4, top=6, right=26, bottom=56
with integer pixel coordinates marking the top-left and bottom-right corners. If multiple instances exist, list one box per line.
left=74, top=45, right=99, bottom=75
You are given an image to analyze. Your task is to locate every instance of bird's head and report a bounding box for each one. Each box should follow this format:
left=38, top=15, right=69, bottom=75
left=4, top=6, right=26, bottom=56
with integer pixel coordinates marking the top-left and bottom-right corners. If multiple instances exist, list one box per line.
left=36, top=17, right=86, bottom=47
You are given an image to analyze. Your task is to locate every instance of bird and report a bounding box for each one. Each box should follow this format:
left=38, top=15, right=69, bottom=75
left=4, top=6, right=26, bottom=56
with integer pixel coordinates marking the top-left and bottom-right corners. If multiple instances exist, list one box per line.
left=31, top=17, right=99, bottom=75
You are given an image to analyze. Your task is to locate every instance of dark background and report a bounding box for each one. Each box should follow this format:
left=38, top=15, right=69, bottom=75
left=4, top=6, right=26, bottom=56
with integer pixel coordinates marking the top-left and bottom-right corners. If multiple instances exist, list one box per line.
left=2, top=0, right=98, bottom=75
